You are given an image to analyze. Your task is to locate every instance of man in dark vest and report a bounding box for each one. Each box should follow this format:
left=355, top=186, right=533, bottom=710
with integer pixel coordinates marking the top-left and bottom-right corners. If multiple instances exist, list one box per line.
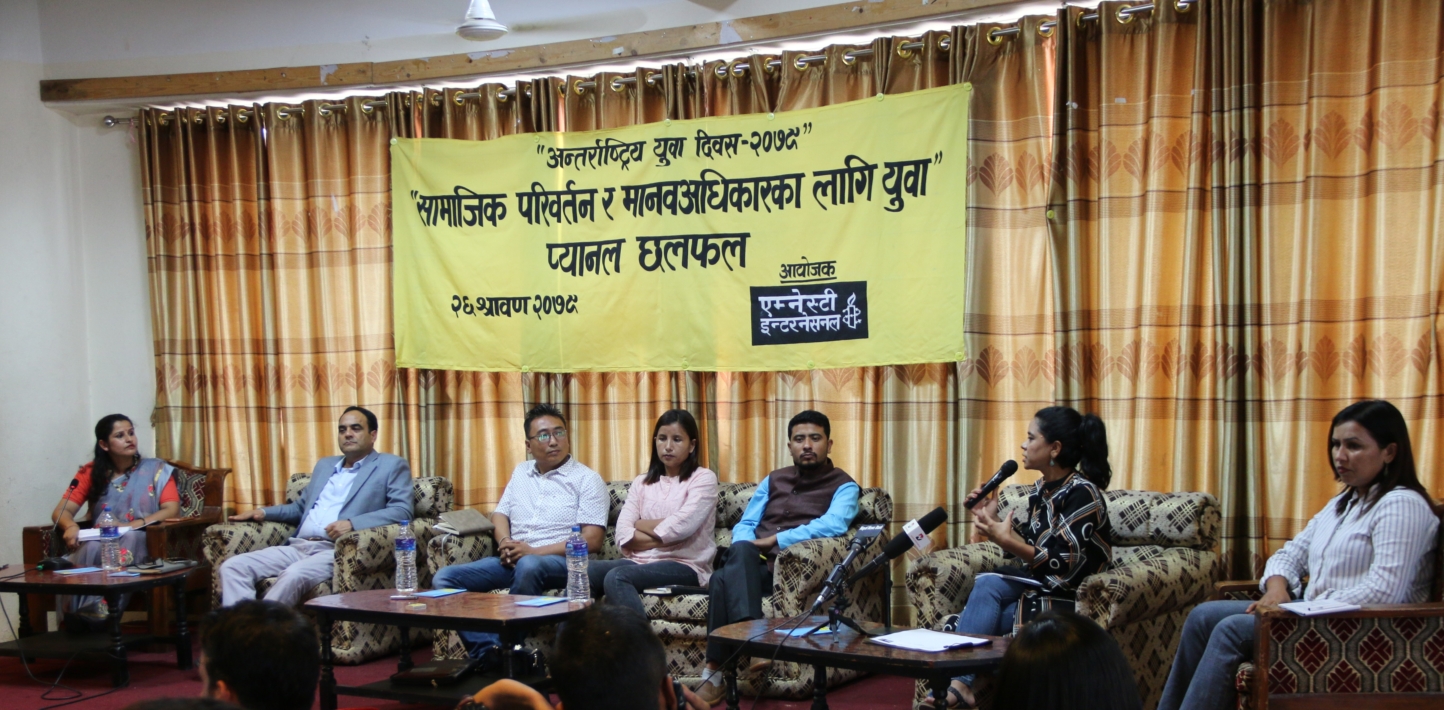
left=694, top=410, right=860, bottom=705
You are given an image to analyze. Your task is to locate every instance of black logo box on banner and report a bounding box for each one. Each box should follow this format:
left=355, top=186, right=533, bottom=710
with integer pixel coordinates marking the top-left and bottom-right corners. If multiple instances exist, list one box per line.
left=750, top=281, right=868, bottom=347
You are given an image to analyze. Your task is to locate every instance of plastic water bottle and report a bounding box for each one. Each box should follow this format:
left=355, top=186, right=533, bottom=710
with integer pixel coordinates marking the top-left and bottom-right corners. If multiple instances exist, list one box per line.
left=96, top=504, right=122, bottom=571
left=394, top=520, right=417, bottom=595
left=565, top=525, right=589, bottom=603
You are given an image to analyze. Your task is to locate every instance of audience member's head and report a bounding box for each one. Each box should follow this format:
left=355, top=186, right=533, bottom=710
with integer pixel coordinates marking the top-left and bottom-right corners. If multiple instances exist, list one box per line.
left=550, top=604, right=693, bottom=710
left=123, top=700, right=242, bottom=710
left=199, top=600, right=319, bottom=710
left=992, top=610, right=1141, bottom=710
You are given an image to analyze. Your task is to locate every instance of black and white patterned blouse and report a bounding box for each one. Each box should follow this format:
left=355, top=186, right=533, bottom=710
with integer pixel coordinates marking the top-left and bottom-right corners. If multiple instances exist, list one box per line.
left=1009, top=471, right=1113, bottom=595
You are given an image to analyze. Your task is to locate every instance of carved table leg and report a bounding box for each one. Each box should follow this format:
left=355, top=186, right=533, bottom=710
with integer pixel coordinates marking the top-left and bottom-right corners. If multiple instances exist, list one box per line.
left=318, top=611, right=337, bottom=710
left=929, top=677, right=952, bottom=710
left=724, top=657, right=740, bottom=710
left=397, top=626, right=414, bottom=672
left=106, top=592, right=128, bottom=687
left=173, top=579, right=192, bottom=670
left=500, top=629, right=515, bottom=678
left=16, top=592, right=32, bottom=638
left=811, top=663, right=829, bottom=710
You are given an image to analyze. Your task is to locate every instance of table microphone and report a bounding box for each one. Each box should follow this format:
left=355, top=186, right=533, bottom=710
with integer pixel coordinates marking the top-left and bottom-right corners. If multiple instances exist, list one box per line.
left=37, top=479, right=81, bottom=571
left=963, top=460, right=1019, bottom=510
left=845, top=507, right=948, bottom=586
left=809, top=524, right=885, bottom=613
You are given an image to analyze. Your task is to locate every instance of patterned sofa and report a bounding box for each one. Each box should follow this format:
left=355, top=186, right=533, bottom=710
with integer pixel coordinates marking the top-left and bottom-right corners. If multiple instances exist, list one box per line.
left=203, top=473, right=451, bottom=664
left=1220, top=497, right=1444, bottom=710
left=906, top=485, right=1222, bottom=710
left=428, top=480, right=894, bottom=699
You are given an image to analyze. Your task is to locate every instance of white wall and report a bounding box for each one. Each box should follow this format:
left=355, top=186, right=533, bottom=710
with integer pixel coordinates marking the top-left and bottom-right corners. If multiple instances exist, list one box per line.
left=0, top=0, right=155, bottom=641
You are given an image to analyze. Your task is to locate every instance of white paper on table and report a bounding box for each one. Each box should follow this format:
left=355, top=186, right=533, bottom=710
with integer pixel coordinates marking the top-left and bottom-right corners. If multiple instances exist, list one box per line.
left=1278, top=599, right=1361, bottom=617
left=867, top=628, right=991, bottom=652
left=77, top=527, right=132, bottom=541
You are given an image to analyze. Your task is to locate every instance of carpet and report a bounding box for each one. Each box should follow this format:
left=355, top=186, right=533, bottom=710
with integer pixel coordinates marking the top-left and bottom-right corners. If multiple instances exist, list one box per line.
left=0, top=641, right=917, bottom=710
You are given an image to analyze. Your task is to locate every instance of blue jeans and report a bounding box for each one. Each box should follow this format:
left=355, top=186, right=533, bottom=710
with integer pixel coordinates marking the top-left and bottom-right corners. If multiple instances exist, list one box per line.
left=1157, top=600, right=1255, bottom=710
left=951, top=575, right=1030, bottom=688
left=432, top=554, right=568, bottom=657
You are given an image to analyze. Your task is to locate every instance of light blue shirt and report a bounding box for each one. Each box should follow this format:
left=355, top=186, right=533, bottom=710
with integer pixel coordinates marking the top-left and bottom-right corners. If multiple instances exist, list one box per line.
left=296, top=452, right=373, bottom=539
left=731, top=477, right=861, bottom=550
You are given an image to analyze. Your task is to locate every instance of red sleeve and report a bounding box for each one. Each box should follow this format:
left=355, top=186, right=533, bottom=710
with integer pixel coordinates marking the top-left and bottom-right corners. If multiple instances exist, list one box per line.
left=67, top=463, right=93, bottom=504
left=159, top=477, right=179, bottom=505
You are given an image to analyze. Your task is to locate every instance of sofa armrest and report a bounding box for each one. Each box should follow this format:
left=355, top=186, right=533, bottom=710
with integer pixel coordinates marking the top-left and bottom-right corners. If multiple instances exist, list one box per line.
left=1214, top=579, right=1263, bottom=601
left=202, top=520, right=297, bottom=568
left=1255, top=603, right=1444, bottom=702
left=426, top=531, right=496, bottom=580
left=904, top=543, right=1007, bottom=631
left=771, top=537, right=850, bottom=618
left=332, top=524, right=398, bottom=593
left=1076, top=548, right=1220, bottom=629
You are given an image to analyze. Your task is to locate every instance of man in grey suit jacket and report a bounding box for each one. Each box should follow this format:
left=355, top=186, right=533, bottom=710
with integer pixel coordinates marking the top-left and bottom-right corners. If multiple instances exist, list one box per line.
left=218, top=406, right=414, bottom=606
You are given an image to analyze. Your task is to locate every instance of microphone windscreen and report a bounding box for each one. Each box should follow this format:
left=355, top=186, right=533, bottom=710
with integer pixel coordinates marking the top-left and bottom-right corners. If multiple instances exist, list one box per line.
left=999, top=460, right=1019, bottom=477
left=69, top=478, right=80, bottom=488
left=916, top=506, right=949, bottom=534
left=880, top=529, right=915, bottom=558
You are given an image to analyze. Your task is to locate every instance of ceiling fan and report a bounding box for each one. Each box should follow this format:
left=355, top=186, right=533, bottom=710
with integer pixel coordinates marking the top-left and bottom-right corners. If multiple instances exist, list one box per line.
left=457, top=0, right=509, bottom=41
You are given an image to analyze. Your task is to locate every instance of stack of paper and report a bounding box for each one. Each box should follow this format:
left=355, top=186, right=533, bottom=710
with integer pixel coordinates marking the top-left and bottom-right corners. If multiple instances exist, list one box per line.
left=867, top=628, right=990, bottom=652
left=77, top=527, right=132, bottom=541
left=1278, top=599, right=1361, bottom=616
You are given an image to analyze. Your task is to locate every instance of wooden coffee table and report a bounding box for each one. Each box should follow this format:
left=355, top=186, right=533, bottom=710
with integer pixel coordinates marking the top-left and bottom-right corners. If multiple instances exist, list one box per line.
left=710, top=617, right=1009, bottom=710
left=306, top=590, right=587, bottom=710
left=0, top=564, right=194, bottom=687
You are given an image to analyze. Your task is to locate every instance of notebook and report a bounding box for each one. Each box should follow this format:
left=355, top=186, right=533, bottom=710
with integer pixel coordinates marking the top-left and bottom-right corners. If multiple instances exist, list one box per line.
left=1278, top=599, right=1361, bottom=616
left=435, top=508, right=495, bottom=536
left=867, top=629, right=991, bottom=652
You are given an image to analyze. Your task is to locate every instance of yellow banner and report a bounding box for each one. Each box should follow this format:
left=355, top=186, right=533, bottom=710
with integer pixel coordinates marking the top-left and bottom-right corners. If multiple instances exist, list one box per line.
left=392, top=82, right=970, bottom=372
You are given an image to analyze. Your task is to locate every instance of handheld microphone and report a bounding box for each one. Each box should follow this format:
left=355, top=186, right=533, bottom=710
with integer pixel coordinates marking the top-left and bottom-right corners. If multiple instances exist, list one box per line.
left=809, top=524, right=885, bottom=613
left=38, top=479, right=81, bottom=571
left=963, top=460, right=1019, bottom=510
left=845, top=507, right=948, bottom=586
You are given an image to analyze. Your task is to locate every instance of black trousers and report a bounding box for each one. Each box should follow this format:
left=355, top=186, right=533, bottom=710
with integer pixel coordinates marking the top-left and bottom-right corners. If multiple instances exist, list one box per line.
left=705, top=540, right=774, bottom=662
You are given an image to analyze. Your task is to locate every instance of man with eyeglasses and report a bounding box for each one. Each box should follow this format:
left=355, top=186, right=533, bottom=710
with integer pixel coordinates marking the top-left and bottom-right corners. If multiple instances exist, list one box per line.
left=431, top=403, right=608, bottom=663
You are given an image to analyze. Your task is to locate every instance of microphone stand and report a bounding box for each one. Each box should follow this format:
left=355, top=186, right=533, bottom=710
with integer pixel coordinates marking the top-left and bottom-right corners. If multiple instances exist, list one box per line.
left=802, top=574, right=876, bottom=637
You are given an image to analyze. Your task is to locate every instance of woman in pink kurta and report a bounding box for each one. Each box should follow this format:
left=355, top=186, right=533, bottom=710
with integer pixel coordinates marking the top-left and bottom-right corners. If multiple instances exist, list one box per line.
left=588, top=409, right=718, bottom=614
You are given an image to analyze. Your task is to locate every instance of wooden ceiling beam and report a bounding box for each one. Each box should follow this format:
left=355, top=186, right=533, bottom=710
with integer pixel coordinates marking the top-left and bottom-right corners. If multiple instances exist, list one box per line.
left=40, top=0, right=1021, bottom=103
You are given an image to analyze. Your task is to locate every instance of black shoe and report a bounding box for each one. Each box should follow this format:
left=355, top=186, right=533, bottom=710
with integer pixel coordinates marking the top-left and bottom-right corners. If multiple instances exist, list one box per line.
left=471, top=644, right=502, bottom=674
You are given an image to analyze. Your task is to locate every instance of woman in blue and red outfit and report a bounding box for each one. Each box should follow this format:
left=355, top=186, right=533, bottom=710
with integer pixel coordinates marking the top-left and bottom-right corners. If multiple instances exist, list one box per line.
left=50, top=414, right=180, bottom=624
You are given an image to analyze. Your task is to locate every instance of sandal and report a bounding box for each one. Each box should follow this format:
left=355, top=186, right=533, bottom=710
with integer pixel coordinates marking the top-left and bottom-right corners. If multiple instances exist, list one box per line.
left=919, top=684, right=975, bottom=710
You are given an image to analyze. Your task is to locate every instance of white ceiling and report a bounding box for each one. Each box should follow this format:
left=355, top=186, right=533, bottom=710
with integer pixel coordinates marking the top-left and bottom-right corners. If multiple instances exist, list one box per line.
left=32, top=0, right=1061, bottom=81
left=33, top=0, right=839, bottom=78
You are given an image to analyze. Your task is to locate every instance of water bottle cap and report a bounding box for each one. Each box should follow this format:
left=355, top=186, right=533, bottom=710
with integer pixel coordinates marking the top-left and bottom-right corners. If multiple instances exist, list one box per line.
left=401, top=520, right=410, bottom=525
left=572, top=524, right=581, bottom=532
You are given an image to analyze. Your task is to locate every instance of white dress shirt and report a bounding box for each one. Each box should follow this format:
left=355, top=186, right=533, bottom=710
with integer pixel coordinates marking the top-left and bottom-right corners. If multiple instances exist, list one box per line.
left=1262, top=487, right=1439, bottom=604
left=296, top=453, right=373, bottom=540
left=493, top=456, right=608, bottom=547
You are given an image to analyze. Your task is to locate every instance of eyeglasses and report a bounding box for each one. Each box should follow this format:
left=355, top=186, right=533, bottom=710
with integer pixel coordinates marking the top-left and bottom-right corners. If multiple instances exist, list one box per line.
left=529, top=428, right=568, bottom=444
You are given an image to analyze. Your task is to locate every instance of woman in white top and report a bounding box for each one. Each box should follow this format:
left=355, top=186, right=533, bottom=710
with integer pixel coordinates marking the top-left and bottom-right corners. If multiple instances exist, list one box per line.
left=1158, top=400, right=1439, bottom=710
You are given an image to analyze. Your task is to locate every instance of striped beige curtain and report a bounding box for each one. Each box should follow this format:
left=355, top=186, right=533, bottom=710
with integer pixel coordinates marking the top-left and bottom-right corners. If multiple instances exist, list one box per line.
left=1049, top=0, right=1444, bottom=577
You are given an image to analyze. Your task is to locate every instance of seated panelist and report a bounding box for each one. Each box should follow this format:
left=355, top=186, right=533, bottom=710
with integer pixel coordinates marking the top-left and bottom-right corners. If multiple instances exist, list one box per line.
left=431, top=404, right=609, bottom=661
left=924, top=405, right=1115, bottom=710
left=1158, top=399, right=1439, bottom=710
left=218, top=406, right=413, bottom=606
left=51, top=413, right=181, bottom=623
left=589, top=409, right=718, bottom=614
left=694, top=409, right=860, bottom=707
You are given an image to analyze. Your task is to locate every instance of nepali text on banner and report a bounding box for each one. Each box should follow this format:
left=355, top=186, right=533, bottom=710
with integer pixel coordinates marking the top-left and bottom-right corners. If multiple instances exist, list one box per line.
left=391, top=82, right=970, bottom=372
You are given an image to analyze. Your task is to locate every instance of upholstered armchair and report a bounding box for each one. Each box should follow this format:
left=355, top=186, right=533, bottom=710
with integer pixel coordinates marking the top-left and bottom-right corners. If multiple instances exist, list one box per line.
left=20, top=459, right=230, bottom=636
left=1220, top=498, right=1444, bottom=710
left=428, top=480, right=895, bottom=700
left=202, top=473, right=452, bottom=664
left=906, top=485, right=1222, bottom=710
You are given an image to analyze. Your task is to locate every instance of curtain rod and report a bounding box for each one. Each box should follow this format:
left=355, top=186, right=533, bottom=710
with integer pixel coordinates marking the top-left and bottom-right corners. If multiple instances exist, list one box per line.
left=103, top=0, right=1192, bottom=128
